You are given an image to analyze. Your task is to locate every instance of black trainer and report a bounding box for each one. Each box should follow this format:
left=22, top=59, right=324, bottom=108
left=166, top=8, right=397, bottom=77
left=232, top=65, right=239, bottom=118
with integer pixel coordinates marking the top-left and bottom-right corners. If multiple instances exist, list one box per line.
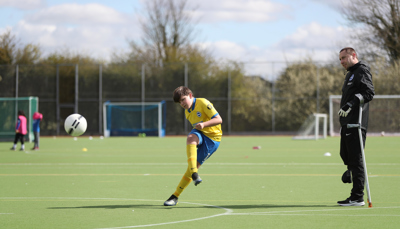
left=191, top=172, right=202, bottom=186
left=337, top=197, right=365, bottom=206
left=164, top=194, right=178, bottom=206
left=341, top=170, right=352, bottom=183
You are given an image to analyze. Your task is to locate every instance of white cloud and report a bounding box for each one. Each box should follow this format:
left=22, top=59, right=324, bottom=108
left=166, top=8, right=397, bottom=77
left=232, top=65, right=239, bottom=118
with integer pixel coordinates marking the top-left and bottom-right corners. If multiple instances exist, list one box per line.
left=196, top=22, right=354, bottom=79
left=200, top=40, right=287, bottom=79
left=3, top=1, right=351, bottom=65
left=10, top=3, right=140, bottom=60
left=200, top=22, right=348, bottom=62
left=191, top=0, right=291, bottom=23
left=201, top=40, right=248, bottom=61
left=25, top=3, right=130, bottom=25
left=273, top=22, right=355, bottom=61
left=0, top=0, right=45, bottom=10
left=276, top=22, right=338, bottom=49
left=310, top=0, right=345, bottom=9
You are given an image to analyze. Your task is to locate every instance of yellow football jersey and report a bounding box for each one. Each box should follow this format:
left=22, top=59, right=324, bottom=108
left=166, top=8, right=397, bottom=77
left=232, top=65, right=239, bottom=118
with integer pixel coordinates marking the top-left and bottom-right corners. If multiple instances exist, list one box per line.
left=185, top=98, right=222, bottom=142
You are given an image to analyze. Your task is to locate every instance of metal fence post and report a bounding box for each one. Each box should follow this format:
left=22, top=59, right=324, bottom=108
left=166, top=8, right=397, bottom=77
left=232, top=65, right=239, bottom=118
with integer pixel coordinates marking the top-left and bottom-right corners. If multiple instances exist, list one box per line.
left=15, top=65, right=19, bottom=98
left=14, top=65, right=19, bottom=131
left=141, top=63, right=145, bottom=130
left=184, top=63, right=188, bottom=133
left=317, top=67, right=320, bottom=113
left=271, top=62, right=275, bottom=133
left=56, top=65, right=60, bottom=135
left=99, top=64, right=103, bottom=134
left=75, top=64, right=79, bottom=113
left=228, top=70, right=232, bottom=134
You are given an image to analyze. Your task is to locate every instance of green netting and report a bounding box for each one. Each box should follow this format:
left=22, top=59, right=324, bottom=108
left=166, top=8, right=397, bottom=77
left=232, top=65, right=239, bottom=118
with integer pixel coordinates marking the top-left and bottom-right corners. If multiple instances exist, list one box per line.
left=0, top=97, right=38, bottom=142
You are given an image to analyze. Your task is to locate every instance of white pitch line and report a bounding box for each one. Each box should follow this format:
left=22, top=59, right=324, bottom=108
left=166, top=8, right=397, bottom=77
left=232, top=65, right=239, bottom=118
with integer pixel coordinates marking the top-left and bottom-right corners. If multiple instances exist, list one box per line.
left=98, top=212, right=232, bottom=229
left=232, top=214, right=400, bottom=217
left=0, top=197, right=232, bottom=229
left=0, top=213, right=14, bottom=215
left=97, top=201, right=233, bottom=229
left=1, top=162, right=399, bottom=166
left=100, top=205, right=400, bottom=228
left=1, top=197, right=399, bottom=229
left=0, top=163, right=188, bottom=166
left=227, top=206, right=400, bottom=216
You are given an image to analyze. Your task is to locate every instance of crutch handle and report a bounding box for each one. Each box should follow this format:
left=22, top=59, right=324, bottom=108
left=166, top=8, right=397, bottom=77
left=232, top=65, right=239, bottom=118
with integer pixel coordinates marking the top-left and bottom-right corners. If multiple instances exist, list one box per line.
left=347, top=124, right=360, bottom=128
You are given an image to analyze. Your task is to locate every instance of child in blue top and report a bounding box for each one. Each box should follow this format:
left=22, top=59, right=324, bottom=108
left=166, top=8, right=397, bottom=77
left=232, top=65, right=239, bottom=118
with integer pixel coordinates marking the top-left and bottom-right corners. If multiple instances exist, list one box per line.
left=32, top=112, right=43, bottom=150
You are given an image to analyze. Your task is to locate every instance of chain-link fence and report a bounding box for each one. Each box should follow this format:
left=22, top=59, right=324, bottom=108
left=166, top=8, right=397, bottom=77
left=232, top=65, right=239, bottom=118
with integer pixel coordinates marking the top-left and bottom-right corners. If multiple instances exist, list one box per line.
left=0, top=61, right=375, bottom=136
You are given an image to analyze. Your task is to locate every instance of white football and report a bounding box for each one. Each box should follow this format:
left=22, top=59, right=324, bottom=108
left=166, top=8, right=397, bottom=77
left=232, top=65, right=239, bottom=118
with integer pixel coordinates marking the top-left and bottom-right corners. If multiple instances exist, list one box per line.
left=64, top=114, right=87, bottom=137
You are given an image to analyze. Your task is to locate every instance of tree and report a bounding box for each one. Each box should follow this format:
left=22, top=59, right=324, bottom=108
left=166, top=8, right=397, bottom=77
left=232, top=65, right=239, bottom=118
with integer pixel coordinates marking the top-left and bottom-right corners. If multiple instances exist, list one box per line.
left=0, top=30, right=17, bottom=65
left=274, top=60, right=343, bottom=130
left=341, top=0, right=400, bottom=63
left=371, top=58, right=400, bottom=94
left=0, top=30, right=41, bottom=65
left=130, top=0, right=199, bottom=64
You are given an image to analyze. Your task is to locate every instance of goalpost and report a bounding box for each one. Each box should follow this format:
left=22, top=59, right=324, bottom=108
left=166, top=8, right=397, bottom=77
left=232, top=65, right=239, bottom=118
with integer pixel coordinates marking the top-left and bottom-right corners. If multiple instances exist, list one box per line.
left=329, top=95, right=400, bottom=136
left=103, top=101, right=166, bottom=137
left=0, top=97, right=39, bottom=142
left=293, top=113, right=328, bottom=140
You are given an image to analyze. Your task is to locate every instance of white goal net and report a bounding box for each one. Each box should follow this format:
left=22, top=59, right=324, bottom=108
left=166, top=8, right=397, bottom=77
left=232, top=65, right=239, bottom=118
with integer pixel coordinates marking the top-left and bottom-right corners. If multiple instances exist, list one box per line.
left=293, top=113, right=327, bottom=140
left=329, top=95, right=400, bottom=136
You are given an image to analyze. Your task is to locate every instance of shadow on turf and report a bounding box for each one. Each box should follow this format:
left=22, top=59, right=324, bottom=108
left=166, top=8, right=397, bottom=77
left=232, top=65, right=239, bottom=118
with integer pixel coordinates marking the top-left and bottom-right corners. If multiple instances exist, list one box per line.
left=48, top=205, right=166, bottom=210
left=48, top=204, right=334, bottom=210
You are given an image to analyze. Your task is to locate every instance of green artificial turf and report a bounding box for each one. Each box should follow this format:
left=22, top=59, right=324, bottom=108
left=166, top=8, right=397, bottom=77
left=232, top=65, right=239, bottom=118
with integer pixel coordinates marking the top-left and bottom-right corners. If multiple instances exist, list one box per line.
left=1, top=136, right=399, bottom=228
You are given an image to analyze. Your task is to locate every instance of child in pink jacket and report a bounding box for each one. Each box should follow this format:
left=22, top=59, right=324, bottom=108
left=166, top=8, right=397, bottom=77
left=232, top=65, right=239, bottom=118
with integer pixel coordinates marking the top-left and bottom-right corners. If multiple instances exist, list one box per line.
left=11, top=110, right=27, bottom=151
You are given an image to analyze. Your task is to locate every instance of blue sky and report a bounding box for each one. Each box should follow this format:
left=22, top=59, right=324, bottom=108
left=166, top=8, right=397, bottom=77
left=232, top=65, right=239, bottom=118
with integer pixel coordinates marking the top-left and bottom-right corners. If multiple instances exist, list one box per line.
left=0, top=0, right=354, bottom=65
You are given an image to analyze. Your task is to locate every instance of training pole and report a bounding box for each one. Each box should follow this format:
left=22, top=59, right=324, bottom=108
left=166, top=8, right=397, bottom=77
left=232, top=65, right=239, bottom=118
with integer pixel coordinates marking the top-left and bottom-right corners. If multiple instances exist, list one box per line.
left=357, top=104, right=372, bottom=208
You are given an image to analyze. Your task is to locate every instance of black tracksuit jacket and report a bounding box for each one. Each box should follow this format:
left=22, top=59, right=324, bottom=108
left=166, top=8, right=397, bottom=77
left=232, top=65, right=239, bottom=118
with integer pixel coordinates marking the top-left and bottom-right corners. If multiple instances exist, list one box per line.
left=339, top=61, right=375, bottom=130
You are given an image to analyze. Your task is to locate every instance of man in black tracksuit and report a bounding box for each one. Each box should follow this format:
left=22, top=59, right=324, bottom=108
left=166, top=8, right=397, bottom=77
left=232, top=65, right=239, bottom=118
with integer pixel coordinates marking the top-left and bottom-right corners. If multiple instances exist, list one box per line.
left=337, top=47, right=375, bottom=206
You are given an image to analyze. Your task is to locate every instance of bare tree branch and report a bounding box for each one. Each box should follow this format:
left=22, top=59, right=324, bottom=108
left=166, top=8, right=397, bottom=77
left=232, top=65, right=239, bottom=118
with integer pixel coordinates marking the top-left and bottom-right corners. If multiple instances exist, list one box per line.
left=341, top=0, right=400, bottom=63
left=134, top=0, right=199, bottom=64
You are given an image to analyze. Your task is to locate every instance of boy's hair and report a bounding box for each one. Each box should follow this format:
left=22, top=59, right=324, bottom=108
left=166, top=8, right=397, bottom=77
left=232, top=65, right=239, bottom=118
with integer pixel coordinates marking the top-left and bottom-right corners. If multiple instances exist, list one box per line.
left=173, top=86, right=193, bottom=103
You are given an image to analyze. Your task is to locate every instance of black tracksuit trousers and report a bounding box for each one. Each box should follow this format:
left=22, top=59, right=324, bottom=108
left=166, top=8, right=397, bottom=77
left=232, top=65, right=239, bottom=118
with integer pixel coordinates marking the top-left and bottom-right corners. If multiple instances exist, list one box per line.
left=340, top=125, right=367, bottom=200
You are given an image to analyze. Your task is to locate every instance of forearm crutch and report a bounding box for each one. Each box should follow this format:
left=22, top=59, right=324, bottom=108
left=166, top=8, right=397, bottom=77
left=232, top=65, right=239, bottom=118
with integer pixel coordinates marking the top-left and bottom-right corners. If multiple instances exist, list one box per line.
left=347, top=100, right=372, bottom=208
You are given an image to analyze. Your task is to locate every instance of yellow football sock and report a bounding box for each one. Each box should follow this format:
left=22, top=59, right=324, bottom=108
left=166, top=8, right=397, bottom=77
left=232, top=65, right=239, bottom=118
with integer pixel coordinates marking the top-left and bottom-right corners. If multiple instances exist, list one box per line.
left=186, top=144, right=198, bottom=174
left=173, top=168, right=192, bottom=197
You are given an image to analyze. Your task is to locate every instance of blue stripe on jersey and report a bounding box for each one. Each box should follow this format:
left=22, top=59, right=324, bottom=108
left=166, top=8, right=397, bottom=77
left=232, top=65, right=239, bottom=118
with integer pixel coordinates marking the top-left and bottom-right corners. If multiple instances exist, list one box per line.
left=211, top=113, right=219, bottom=119
left=188, top=97, right=197, bottom=113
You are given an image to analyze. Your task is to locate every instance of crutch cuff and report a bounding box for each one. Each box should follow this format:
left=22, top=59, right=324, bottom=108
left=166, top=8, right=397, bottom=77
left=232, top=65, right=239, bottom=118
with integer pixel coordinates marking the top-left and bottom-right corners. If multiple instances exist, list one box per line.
left=355, top=94, right=364, bottom=105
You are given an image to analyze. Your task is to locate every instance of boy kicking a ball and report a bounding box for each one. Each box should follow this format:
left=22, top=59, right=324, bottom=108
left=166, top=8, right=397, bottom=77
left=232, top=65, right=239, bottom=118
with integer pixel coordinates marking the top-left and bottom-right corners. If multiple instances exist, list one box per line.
left=164, top=86, right=223, bottom=206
